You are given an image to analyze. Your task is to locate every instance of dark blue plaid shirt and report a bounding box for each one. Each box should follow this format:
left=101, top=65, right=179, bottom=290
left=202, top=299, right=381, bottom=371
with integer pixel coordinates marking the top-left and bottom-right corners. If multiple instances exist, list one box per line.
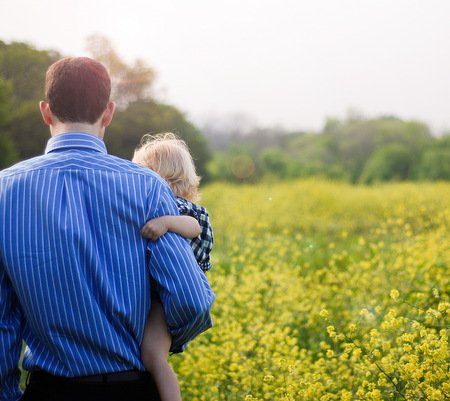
left=176, top=197, right=213, bottom=272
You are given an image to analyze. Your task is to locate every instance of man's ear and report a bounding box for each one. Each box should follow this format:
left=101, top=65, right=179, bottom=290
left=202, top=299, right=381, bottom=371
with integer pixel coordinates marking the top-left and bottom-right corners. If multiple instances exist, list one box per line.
left=39, top=101, right=53, bottom=126
left=101, top=101, right=116, bottom=128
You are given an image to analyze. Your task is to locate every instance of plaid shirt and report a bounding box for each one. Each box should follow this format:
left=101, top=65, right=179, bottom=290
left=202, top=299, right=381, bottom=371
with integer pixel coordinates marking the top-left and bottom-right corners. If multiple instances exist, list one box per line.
left=176, top=197, right=213, bottom=272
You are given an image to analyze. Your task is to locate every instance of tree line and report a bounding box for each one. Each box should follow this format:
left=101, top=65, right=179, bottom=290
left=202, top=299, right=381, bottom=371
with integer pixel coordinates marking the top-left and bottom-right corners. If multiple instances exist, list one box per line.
left=202, top=112, right=450, bottom=184
left=1, top=38, right=450, bottom=185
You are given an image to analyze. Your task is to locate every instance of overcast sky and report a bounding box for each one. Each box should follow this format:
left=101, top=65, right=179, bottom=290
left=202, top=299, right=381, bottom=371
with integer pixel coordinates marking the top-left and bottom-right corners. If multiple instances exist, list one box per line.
left=1, top=0, right=450, bottom=133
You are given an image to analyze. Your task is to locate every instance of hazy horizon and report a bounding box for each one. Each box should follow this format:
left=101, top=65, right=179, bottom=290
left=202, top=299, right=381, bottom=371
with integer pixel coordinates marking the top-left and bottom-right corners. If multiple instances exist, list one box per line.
left=1, top=0, right=450, bottom=134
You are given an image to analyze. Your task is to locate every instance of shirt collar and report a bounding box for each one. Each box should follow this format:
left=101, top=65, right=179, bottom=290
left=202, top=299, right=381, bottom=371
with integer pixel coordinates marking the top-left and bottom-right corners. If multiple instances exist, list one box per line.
left=45, top=132, right=107, bottom=154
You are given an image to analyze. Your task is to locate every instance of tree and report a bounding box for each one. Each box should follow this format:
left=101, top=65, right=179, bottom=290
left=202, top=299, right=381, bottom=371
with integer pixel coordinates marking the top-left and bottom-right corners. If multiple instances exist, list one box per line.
left=359, top=144, right=414, bottom=184
left=0, top=78, right=18, bottom=168
left=0, top=78, right=12, bottom=123
left=85, top=35, right=156, bottom=108
left=7, top=101, right=49, bottom=159
left=286, top=132, right=346, bottom=179
left=0, top=40, right=60, bottom=102
left=417, top=135, right=450, bottom=180
left=325, top=116, right=432, bottom=182
left=258, top=148, right=290, bottom=179
left=0, top=41, right=59, bottom=160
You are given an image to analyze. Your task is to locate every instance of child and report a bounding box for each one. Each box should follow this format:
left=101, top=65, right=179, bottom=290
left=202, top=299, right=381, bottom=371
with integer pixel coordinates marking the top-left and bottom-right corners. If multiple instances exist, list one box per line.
left=133, top=132, right=213, bottom=401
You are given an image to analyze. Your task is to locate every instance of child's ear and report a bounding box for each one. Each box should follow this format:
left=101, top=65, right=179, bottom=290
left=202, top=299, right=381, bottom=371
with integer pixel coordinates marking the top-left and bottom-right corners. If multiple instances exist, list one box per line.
left=131, top=150, right=139, bottom=163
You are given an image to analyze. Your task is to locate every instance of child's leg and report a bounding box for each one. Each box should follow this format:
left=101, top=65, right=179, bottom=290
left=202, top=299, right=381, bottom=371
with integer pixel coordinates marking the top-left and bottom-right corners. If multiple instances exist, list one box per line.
left=141, top=298, right=182, bottom=401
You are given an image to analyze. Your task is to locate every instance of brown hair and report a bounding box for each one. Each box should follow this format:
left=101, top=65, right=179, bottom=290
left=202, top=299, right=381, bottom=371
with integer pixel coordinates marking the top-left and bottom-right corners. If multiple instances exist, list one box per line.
left=133, top=133, right=201, bottom=202
left=45, top=57, right=111, bottom=123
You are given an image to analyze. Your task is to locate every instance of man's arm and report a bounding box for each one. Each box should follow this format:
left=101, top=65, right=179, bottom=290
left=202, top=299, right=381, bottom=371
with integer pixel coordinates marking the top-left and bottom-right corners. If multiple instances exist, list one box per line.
left=141, top=215, right=201, bottom=241
left=0, top=263, right=24, bottom=401
left=146, top=185, right=215, bottom=352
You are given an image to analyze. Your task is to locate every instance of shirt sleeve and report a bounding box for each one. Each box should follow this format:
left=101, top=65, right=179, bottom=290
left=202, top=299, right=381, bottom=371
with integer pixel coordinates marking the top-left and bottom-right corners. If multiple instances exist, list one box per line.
left=191, top=207, right=214, bottom=272
left=0, top=261, right=24, bottom=401
left=176, top=198, right=214, bottom=272
left=147, top=185, right=215, bottom=353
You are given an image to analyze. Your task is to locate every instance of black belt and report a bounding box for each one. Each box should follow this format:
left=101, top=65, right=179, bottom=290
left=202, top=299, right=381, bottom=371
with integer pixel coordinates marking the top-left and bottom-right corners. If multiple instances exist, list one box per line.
left=29, top=370, right=150, bottom=384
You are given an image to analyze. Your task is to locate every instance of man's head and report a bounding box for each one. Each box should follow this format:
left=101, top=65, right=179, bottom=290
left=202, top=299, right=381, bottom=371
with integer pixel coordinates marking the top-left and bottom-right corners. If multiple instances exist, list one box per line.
left=44, top=57, right=111, bottom=124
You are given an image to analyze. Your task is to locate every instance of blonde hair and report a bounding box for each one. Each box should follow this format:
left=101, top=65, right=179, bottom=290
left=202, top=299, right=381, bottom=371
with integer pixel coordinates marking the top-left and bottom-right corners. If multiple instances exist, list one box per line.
left=133, top=132, right=201, bottom=202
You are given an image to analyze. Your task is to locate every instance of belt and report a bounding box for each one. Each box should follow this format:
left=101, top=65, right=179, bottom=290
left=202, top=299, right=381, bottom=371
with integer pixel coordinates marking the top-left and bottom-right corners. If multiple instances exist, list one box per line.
left=29, top=370, right=150, bottom=384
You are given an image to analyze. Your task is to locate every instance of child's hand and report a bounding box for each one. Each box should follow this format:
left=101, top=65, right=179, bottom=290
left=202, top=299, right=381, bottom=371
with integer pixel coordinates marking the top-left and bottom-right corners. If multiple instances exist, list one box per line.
left=141, top=217, right=169, bottom=241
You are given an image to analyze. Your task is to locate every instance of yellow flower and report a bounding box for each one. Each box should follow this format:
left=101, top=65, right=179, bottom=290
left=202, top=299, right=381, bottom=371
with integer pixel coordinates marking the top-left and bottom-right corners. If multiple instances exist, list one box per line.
left=360, top=308, right=369, bottom=317
left=327, top=326, right=336, bottom=338
left=372, top=349, right=381, bottom=358
left=438, top=302, right=449, bottom=312
left=403, top=344, right=412, bottom=353
left=390, top=289, right=400, bottom=301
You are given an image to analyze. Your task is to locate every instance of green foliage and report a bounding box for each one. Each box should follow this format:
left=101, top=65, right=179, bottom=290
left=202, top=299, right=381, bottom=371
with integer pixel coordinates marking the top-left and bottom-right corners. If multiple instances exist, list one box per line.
left=0, top=40, right=59, bottom=102
left=206, top=115, right=441, bottom=185
left=286, top=132, right=348, bottom=180
left=8, top=101, right=49, bottom=160
left=418, top=135, right=450, bottom=181
left=206, top=146, right=259, bottom=183
left=258, top=148, right=290, bottom=178
left=0, top=78, right=18, bottom=168
left=0, top=78, right=12, bottom=122
left=332, top=117, right=432, bottom=183
left=0, top=40, right=58, bottom=161
left=360, top=144, right=415, bottom=184
left=0, top=135, right=18, bottom=169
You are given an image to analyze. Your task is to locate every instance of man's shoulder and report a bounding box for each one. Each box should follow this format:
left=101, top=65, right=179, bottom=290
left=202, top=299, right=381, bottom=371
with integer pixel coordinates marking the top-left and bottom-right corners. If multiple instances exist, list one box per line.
left=0, top=153, right=163, bottom=186
left=0, top=155, right=48, bottom=178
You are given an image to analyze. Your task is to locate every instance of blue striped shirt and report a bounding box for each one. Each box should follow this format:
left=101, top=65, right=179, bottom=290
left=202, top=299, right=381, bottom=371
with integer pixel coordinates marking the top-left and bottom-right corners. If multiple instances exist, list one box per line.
left=0, top=132, right=215, bottom=401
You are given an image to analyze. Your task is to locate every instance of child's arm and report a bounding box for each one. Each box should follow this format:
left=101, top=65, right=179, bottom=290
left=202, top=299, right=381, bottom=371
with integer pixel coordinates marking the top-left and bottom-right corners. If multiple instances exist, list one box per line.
left=141, top=215, right=201, bottom=241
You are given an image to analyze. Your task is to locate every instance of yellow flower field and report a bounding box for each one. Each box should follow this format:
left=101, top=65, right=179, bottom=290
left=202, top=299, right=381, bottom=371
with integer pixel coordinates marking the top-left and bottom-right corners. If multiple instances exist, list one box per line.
left=172, top=180, right=450, bottom=401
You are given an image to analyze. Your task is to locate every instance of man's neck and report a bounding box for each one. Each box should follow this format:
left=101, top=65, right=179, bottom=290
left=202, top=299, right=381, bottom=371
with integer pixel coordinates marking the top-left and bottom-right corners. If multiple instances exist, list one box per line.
left=50, top=122, right=104, bottom=138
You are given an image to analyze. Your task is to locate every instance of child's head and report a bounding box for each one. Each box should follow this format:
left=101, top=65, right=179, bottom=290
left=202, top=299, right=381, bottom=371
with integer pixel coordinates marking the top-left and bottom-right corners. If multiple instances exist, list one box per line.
left=133, top=132, right=201, bottom=202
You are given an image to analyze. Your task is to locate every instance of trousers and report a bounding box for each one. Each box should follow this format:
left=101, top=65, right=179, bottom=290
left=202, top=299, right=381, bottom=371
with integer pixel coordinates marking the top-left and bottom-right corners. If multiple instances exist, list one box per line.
left=20, top=370, right=162, bottom=401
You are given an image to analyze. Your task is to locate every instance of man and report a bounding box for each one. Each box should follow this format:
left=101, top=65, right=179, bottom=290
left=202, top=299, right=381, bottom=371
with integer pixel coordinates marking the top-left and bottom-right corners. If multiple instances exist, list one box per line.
left=0, top=57, right=215, bottom=401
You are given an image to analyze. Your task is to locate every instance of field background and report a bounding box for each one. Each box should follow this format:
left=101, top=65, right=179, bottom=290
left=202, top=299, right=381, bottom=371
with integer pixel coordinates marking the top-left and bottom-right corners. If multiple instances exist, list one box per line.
left=169, top=180, right=449, bottom=401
